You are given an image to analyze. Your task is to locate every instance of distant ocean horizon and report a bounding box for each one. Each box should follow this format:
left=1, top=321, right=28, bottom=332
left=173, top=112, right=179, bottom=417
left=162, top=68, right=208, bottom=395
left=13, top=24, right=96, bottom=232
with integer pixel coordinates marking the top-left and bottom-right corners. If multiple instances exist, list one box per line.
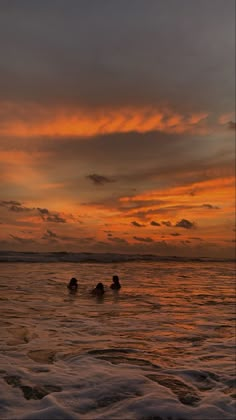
left=0, top=250, right=234, bottom=263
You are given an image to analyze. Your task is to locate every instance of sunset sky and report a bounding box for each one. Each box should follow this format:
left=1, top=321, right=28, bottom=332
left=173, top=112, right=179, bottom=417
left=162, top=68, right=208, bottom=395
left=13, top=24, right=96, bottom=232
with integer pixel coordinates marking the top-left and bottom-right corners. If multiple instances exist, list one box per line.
left=0, top=0, right=235, bottom=258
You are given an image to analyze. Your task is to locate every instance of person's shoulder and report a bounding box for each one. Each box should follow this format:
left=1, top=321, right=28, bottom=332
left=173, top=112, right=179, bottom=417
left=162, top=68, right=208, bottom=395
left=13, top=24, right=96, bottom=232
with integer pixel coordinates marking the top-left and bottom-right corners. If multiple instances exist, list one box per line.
left=68, top=285, right=78, bottom=290
left=110, top=284, right=121, bottom=289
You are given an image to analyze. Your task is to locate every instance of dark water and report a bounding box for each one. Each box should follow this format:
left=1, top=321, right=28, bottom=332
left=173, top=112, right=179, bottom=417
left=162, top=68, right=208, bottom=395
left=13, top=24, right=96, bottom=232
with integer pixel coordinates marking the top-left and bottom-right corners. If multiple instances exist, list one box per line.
left=0, top=261, right=235, bottom=419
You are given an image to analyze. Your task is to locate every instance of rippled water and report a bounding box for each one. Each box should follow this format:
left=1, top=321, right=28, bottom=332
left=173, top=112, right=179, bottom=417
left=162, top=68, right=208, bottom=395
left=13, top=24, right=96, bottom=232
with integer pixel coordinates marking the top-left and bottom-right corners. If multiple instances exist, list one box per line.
left=0, top=261, right=235, bottom=419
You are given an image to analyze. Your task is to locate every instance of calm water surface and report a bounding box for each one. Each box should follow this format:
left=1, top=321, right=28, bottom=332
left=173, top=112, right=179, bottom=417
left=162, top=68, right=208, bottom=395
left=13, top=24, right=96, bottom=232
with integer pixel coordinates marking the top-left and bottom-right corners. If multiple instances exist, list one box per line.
left=0, top=261, right=235, bottom=419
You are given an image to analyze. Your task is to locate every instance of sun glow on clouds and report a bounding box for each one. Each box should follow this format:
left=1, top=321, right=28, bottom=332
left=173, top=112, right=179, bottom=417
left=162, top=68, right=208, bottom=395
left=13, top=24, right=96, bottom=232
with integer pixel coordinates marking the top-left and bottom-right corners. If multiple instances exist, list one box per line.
left=120, top=178, right=235, bottom=222
left=120, top=177, right=235, bottom=205
left=0, top=108, right=234, bottom=257
left=80, top=173, right=235, bottom=230
left=0, top=172, right=234, bottom=256
left=0, top=102, right=209, bottom=137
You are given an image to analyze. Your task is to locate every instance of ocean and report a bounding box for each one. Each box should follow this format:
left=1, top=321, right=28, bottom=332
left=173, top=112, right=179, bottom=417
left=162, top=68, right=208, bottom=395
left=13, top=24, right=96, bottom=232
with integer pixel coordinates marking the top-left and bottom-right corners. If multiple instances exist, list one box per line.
left=0, top=256, right=235, bottom=420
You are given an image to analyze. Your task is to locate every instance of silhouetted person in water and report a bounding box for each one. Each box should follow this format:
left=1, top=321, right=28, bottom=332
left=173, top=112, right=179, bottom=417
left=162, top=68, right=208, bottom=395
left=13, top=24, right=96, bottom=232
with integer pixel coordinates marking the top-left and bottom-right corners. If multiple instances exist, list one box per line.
left=91, top=282, right=105, bottom=296
left=67, top=277, right=78, bottom=292
left=110, top=275, right=121, bottom=290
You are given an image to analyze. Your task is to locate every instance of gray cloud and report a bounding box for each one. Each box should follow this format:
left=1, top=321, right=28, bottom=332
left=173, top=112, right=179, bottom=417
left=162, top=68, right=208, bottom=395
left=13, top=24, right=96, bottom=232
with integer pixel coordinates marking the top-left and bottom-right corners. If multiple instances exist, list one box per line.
left=0, top=200, right=21, bottom=206
left=42, top=229, right=58, bottom=240
left=46, top=229, right=57, bottom=238
left=9, top=234, right=35, bottom=244
left=42, top=229, right=86, bottom=243
left=9, top=205, right=32, bottom=213
left=202, top=203, right=220, bottom=209
left=108, top=236, right=128, bottom=244
left=0, top=200, right=33, bottom=212
left=47, top=215, right=67, bottom=223
left=190, top=237, right=203, bottom=241
left=37, top=208, right=66, bottom=223
left=175, top=219, right=195, bottom=229
left=150, top=221, right=161, bottom=226
left=37, top=208, right=50, bottom=216
left=131, top=221, right=145, bottom=227
left=0, top=1, right=234, bottom=114
left=86, top=174, right=115, bottom=186
left=133, top=236, right=154, bottom=243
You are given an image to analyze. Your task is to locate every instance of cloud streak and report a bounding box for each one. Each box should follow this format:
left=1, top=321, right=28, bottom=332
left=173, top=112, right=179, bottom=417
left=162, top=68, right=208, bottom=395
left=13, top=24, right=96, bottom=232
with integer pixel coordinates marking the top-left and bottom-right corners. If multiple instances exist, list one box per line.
left=150, top=221, right=161, bottom=226
left=86, top=174, right=115, bottom=186
left=133, top=236, right=154, bottom=243
left=0, top=200, right=33, bottom=212
left=37, top=208, right=67, bottom=223
left=0, top=103, right=210, bottom=137
left=131, top=221, right=145, bottom=227
left=175, top=219, right=195, bottom=229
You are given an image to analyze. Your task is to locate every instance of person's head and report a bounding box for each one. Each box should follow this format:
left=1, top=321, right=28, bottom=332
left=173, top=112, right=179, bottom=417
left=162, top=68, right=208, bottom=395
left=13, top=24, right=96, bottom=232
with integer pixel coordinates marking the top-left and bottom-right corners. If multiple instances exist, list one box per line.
left=112, top=275, right=120, bottom=284
left=96, top=282, right=104, bottom=291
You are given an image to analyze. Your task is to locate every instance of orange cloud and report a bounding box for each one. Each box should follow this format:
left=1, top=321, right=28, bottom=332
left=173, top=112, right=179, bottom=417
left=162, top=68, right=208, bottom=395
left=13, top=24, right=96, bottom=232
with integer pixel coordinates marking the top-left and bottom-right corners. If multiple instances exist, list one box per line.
left=0, top=102, right=209, bottom=137
left=91, top=176, right=235, bottom=241
left=0, top=150, right=52, bottom=171
left=0, top=150, right=49, bottom=188
left=123, top=176, right=235, bottom=202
